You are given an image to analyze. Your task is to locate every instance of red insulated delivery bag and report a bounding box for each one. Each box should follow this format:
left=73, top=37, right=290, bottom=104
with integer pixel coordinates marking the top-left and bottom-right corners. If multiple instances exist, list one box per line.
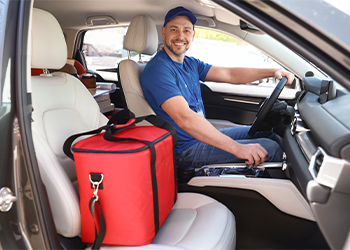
left=63, top=111, right=177, bottom=249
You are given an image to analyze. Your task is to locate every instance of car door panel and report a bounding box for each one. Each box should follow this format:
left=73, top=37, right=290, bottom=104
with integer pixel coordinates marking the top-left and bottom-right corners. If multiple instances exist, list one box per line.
left=201, top=83, right=262, bottom=124
left=202, top=82, right=299, bottom=125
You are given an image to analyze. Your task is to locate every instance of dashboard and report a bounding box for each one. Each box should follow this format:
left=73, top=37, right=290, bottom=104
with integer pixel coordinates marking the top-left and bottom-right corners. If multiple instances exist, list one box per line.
left=284, top=76, right=350, bottom=249
left=285, top=76, right=350, bottom=194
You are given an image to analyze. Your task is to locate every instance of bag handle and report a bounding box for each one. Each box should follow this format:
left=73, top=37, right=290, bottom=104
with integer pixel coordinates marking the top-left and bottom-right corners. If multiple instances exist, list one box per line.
left=63, top=109, right=134, bottom=160
left=107, top=108, right=134, bottom=125
left=108, top=114, right=177, bottom=146
left=63, top=124, right=109, bottom=160
left=63, top=110, right=177, bottom=160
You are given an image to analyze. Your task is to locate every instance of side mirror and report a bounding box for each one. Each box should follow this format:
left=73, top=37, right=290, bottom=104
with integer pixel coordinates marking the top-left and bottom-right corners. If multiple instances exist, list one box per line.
left=240, top=20, right=265, bottom=35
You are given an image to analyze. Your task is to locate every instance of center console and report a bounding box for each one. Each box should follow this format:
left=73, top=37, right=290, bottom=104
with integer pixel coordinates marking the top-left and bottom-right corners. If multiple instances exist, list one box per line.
left=194, top=162, right=288, bottom=179
left=179, top=161, right=315, bottom=222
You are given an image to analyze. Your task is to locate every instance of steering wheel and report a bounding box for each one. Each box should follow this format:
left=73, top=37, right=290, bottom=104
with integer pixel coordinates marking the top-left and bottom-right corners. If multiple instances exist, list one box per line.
left=248, top=76, right=288, bottom=136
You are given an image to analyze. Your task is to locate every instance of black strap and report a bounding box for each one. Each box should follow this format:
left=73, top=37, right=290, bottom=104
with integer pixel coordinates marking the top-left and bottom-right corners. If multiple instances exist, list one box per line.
left=103, top=130, right=160, bottom=233
left=63, top=124, right=110, bottom=160
left=63, top=110, right=134, bottom=160
left=89, top=197, right=106, bottom=250
left=143, top=115, right=178, bottom=147
left=141, top=116, right=178, bottom=200
left=107, top=109, right=134, bottom=125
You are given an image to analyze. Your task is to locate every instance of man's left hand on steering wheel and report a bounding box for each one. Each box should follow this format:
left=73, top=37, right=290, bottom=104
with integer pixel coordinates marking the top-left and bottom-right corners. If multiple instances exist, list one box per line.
left=248, top=69, right=294, bottom=136
left=275, top=69, right=294, bottom=86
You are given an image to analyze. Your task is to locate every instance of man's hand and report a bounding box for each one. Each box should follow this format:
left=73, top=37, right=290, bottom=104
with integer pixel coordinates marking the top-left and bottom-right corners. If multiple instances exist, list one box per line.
left=233, top=143, right=268, bottom=167
left=274, top=69, right=295, bottom=85
left=162, top=96, right=270, bottom=167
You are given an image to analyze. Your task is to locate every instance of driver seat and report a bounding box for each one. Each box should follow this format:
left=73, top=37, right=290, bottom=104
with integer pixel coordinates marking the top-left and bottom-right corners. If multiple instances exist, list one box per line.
left=30, top=8, right=236, bottom=250
left=118, top=14, right=156, bottom=117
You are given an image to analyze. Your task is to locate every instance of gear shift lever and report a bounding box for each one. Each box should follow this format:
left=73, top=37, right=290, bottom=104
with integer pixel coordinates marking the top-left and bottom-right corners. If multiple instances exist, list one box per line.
left=195, top=163, right=264, bottom=177
left=222, top=164, right=257, bottom=175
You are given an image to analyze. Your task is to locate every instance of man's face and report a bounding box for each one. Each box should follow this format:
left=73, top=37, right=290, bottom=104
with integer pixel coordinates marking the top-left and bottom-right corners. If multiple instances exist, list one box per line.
left=161, top=15, right=195, bottom=59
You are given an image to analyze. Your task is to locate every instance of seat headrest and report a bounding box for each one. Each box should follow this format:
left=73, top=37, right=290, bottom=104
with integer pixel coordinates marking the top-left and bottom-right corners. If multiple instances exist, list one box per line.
left=123, top=15, right=158, bottom=55
left=31, top=8, right=67, bottom=69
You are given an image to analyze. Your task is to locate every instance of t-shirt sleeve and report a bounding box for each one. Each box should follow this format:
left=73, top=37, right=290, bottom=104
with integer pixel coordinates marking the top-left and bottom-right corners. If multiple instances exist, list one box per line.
left=194, top=58, right=212, bottom=82
left=142, top=63, right=181, bottom=107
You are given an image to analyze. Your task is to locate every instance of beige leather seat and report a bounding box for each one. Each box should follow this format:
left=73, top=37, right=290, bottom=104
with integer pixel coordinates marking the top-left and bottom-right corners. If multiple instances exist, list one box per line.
left=118, top=15, right=156, bottom=117
left=31, top=8, right=236, bottom=250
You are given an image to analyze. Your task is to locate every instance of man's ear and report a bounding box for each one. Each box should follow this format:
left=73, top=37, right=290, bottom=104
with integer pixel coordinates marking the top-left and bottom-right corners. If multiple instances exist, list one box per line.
left=161, top=26, right=165, bottom=39
left=192, top=29, right=195, bottom=41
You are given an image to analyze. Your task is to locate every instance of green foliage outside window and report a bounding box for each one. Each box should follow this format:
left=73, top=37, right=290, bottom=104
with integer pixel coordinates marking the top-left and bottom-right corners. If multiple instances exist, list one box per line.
left=194, top=28, right=247, bottom=46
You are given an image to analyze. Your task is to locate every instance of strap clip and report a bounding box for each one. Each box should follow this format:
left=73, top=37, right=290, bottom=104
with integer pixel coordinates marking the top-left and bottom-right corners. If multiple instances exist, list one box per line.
left=89, top=174, right=104, bottom=201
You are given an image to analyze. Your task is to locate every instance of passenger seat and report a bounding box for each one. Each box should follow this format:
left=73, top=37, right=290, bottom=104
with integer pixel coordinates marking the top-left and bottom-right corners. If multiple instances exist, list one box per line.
left=30, top=8, right=236, bottom=250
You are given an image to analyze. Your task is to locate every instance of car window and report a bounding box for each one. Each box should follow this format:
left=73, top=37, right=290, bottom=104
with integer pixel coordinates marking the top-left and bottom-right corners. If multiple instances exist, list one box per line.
left=0, top=0, right=10, bottom=113
left=83, top=27, right=154, bottom=72
left=187, top=28, right=299, bottom=89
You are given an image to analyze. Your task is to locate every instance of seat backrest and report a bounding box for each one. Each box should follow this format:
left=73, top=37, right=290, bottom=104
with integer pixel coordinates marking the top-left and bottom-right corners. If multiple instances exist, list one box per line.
left=118, top=15, right=158, bottom=117
left=30, top=8, right=108, bottom=238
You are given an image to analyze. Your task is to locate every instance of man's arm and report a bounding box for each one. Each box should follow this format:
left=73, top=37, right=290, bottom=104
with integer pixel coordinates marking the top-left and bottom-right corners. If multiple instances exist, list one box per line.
left=205, top=66, right=294, bottom=85
left=161, top=95, right=268, bottom=166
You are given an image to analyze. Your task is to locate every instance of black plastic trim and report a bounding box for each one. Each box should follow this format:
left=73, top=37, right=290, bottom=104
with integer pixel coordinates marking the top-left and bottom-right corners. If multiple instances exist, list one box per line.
left=284, top=125, right=313, bottom=198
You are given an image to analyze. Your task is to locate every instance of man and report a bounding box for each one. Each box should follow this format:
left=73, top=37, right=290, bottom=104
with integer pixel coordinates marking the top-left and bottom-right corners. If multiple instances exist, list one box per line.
left=141, top=6, right=294, bottom=169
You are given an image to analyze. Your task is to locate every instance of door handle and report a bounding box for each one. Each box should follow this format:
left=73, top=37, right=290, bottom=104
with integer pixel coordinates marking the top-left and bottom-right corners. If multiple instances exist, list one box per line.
left=0, top=187, right=17, bottom=212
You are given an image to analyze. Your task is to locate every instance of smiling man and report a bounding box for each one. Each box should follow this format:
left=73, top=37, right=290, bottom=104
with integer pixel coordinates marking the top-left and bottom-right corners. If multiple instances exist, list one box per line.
left=141, top=6, right=294, bottom=169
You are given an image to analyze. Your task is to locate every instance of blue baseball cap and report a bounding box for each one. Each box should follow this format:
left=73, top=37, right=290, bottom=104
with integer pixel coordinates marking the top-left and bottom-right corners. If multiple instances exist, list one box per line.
left=163, top=6, right=197, bottom=29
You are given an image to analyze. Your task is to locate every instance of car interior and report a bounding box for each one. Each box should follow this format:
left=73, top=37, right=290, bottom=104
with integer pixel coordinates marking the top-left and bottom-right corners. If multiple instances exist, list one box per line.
left=14, top=0, right=350, bottom=249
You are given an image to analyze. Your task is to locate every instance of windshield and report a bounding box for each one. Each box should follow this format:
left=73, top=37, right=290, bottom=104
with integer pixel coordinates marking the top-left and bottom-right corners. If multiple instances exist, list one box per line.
left=274, top=0, right=350, bottom=52
left=324, top=0, right=350, bottom=15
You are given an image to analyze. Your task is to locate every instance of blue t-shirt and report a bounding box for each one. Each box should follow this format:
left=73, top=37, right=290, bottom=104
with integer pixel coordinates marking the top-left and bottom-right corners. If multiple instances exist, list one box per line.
left=141, top=50, right=212, bottom=155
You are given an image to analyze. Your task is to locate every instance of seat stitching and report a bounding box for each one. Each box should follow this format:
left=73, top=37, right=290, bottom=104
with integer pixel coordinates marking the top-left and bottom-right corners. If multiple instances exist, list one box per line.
left=175, top=202, right=223, bottom=248
left=212, top=208, right=234, bottom=250
left=171, top=208, right=197, bottom=246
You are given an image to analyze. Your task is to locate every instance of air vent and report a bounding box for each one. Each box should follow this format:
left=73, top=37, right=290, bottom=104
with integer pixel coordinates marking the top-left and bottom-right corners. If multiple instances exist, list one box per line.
left=309, top=148, right=324, bottom=179
left=315, top=153, right=324, bottom=174
left=309, top=147, right=346, bottom=188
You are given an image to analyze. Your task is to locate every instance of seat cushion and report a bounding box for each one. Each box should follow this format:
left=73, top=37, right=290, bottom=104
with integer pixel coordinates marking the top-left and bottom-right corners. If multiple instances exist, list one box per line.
left=99, top=193, right=236, bottom=250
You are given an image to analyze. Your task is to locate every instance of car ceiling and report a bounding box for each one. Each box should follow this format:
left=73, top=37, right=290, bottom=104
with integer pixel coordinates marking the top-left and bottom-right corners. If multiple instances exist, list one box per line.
left=33, top=0, right=239, bottom=30
left=33, top=0, right=350, bottom=90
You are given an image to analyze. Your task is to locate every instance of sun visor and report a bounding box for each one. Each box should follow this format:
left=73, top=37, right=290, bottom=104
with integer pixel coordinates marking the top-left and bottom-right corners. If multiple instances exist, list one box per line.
left=215, top=8, right=240, bottom=26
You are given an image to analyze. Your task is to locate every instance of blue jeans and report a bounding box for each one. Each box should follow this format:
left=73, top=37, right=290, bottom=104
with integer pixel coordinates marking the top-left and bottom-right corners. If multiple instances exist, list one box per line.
left=177, top=126, right=284, bottom=169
